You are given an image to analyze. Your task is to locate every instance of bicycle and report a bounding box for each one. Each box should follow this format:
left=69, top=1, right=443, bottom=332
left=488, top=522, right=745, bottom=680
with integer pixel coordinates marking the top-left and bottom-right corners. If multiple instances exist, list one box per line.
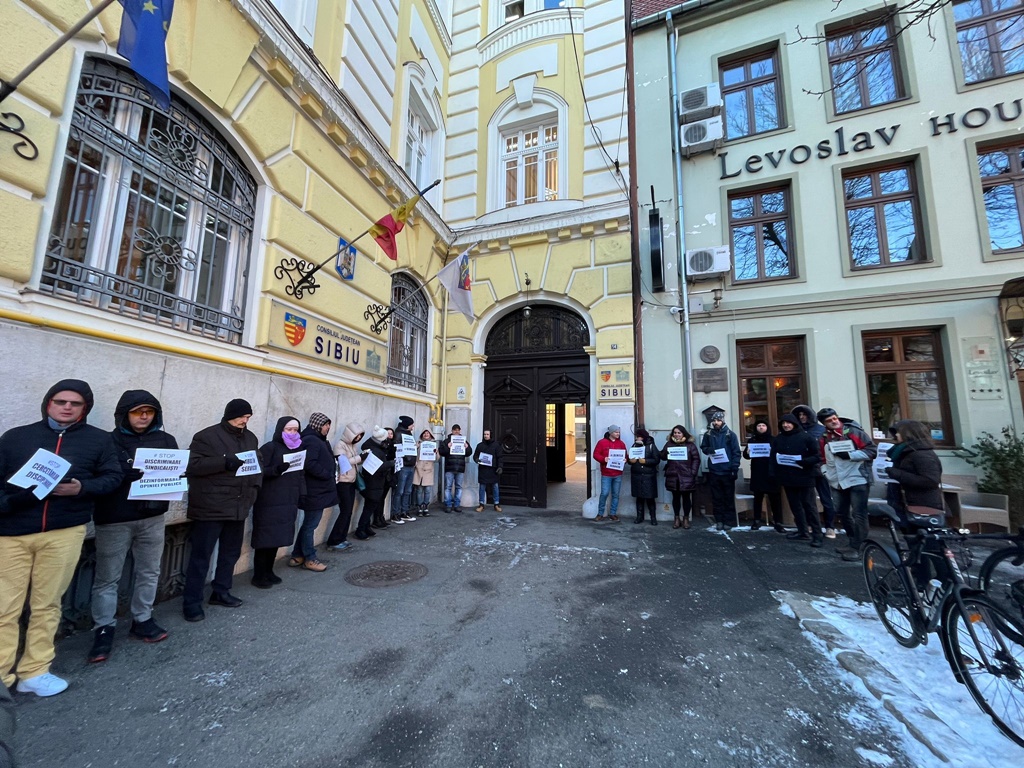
left=978, top=531, right=1024, bottom=643
left=861, top=504, right=1024, bottom=746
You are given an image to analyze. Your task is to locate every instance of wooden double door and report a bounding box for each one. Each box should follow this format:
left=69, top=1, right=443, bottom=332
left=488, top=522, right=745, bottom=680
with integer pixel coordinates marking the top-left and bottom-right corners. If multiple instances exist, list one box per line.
left=483, top=357, right=589, bottom=507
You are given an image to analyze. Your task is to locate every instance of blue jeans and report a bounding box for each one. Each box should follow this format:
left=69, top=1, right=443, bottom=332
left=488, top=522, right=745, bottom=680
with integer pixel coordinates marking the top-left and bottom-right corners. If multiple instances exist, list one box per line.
left=396, top=466, right=415, bottom=516
left=292, top=507, right=325, bottom=560
left=598, top=475, right=622, bottom=516
left=444, top=471, right=463, bottom=508
left=479, top=483, right=500, bottom=505
left=416, top=485, right=432, bottom=508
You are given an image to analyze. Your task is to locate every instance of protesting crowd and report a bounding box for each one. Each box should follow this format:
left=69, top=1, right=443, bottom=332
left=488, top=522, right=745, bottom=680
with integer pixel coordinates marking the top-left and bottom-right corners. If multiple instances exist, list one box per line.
left=592, top=403, right=942, bottom=560
left=0, top=379, right=506, bottom=701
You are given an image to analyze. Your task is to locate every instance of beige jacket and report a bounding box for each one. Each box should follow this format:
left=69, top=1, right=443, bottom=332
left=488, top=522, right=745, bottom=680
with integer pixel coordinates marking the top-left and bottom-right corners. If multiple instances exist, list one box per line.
left=413, top=439, right=438, bottom=486
left=333, top=422, right=365, bottom=483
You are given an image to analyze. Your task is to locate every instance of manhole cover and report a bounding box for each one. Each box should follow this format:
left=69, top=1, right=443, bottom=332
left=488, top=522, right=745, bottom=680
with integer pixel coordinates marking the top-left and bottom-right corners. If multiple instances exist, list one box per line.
left=345, top=560, right=428, bottom=588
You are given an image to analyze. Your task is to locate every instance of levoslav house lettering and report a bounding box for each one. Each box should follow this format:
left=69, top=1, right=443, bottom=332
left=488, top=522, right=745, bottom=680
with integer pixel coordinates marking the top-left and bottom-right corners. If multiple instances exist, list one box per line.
left=718, top=98, right=1023, bottom=180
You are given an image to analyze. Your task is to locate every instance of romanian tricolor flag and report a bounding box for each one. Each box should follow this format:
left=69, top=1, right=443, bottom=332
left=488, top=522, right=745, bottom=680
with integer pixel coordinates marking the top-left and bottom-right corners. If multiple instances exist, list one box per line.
left=369, top=195, right=421, bottom=261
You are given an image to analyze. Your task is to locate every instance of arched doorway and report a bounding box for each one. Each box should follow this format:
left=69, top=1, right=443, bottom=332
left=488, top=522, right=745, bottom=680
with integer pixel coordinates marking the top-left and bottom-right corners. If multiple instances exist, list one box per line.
left=484, top=305, right=590, bottom=507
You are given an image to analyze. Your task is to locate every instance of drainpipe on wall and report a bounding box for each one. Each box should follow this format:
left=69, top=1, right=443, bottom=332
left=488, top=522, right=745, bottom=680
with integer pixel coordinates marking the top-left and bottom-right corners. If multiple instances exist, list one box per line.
left=667, top=11, right=695, bottom=431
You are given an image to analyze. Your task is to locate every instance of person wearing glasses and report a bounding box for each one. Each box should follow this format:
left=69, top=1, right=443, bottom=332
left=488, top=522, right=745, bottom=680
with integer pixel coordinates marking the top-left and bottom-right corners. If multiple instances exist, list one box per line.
left=0, top=379, right=122, bottom=696
left=88, top=390, right=179, bottom=664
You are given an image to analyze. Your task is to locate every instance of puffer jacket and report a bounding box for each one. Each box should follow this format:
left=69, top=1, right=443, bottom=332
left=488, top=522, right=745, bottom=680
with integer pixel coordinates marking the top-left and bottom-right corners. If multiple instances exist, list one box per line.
left=770, top=416, right=821, bottom=488
left=0, top=379, right=122, bottom=535
left=334, top=422, right=365, bottom=484
left=186, top=419, right=262, bottom=521
left=94, top=389, right=179, bottom=525
left=699, top=424, right=741, bottom=476
left=441, top=434, right=467, bottom=474
left=885, top=433, right=943, bottom=513
left=659, top=435, right=700, bottom=492
left=821, top=418, right=877, bottom=489
left=299, top=425, right=338, bottom=510
left=628, top=438, right=661, bottom=498
left=251, top=417, right=305, bottom=549
left=360, top=436, right=390, bottom=500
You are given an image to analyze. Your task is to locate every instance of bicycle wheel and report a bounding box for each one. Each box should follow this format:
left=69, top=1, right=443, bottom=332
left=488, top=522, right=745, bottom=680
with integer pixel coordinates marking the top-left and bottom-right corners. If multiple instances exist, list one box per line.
left=980, top=546, right=1024, bottom=644
left=862, top=541, right=921, bottom=648
left=942, top=594, right=1024, bottom=747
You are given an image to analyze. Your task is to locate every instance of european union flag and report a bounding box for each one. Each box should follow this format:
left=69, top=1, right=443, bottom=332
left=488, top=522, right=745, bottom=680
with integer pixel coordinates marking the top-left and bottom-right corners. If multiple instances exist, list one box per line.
left=117, top=0, right=175, bottom=109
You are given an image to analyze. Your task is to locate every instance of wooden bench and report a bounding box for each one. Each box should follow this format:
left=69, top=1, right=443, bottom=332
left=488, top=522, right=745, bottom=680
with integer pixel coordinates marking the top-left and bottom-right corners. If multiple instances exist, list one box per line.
left=957, top=491, right=1011, bottom=532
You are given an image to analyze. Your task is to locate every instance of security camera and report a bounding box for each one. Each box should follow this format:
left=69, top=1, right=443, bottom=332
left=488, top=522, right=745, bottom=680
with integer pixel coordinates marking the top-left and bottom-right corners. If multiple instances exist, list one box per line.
left=669, top=307, right=682, bottom=315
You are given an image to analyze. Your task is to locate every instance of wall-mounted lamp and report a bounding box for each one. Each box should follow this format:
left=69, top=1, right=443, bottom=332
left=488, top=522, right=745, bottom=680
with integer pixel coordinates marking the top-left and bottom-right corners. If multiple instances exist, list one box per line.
left=523, top=273, right=532, bottom=319
left=712, top=287, right=723, bottom=310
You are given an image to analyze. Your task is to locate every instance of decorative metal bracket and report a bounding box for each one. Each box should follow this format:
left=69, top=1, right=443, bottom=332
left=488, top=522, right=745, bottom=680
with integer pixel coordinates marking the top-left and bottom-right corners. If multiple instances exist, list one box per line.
left=0, top=111, right=38, bottom=161
left=275, top=257, right=320, bottom=300
left=365, top=303, right=394, bottom=335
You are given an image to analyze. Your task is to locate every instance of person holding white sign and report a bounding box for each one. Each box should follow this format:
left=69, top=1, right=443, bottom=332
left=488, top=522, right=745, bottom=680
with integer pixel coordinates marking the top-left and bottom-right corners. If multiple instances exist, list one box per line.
left=741, top=418, right=783, bottom=532
left=592, top=425, right=627, bottom=521
left=660, top=425, right=701, bottom=529
left=818, top=408, right=878, bottom=562
left=440, top=425, right=467, bottom=513
left=291, top=412, right=336, bottom=573
left=0, top=379, right=122, bottom=697
left=699, top=410, right=741, bottom=530
left=473, top=429, right=504, bottom=513
left=394, top=415, right=418, bottom=523
left=89, top=390, right=180, bottom=665
left=327, top=421, right=365, bottom=550
left=413, top=429, right=439, bottom=516
left=182, top=399, right=262, bottom=622
left=251, top=417, right=306, bottom=587
left=627, top=429, right=661, bottom=525
left=355, top=426, right=391, bottom=539
left=771, top=415, right=824, bottom=547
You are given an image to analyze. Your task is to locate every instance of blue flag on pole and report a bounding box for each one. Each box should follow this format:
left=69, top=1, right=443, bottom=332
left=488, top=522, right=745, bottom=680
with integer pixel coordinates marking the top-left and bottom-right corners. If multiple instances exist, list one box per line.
left=117, top=0, right=175, bottom=109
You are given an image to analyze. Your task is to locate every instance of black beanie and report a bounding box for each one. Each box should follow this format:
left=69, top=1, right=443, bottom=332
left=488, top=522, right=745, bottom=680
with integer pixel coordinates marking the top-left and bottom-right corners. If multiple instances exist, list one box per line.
left=223, top=398, right=253, bottom=420
left=398, top=415, right=414, bottom=429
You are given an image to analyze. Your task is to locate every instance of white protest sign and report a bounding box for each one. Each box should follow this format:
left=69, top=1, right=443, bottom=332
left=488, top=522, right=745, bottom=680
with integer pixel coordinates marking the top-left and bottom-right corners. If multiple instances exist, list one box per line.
left=449, top=436, right=466, bottom=455
left=128, top=476, right=188, bottom=500
left=337, top=453, right=352, bottom=474
left=283, top=450, right=306, bottom=473
left=7, top=449, right=71, bottom=499
left=395, top=444, right=406, bottom=458
left=133, top=448, right=189, bottom=476
left=667, top=446, right=690, bottom=461
left=747, top=443, right=771, bottom=458
left=362, top=452, right=383, bottom=475
left=607, top=449, right=626, bottom=471
left=235, top=450, right=261, bottom=476
left=479, top=453, right=493, bottom=467
left=402, top=434, right=416, bottom=452
left=394, top=457, right=403, bottom=473
left=628, top=446, right=645, bottom=460
left=419, top=441, right=437, bottom=461
left=776, top=453, right=802, bottom=468
left=828, top=439, right=855, bottom=455
left=873, top=441, right=896, bottom=483
left=710, top=448, right=729, bottom=465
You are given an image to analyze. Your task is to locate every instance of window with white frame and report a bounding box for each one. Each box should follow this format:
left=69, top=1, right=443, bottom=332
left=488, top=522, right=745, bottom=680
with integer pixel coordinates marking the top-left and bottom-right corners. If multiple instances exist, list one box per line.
left=272, top=0, right=318, bottom=45
left=498, top=0, right=569, bottom=28
left=42, top=58, right=256, bottom=344
left=387, top=273, right=429, bottom=392
left=402, top=64, right=444, bottom=205
left=502, top=124, right=559, bottom=208
left=405, top=106, right=431, bottom=190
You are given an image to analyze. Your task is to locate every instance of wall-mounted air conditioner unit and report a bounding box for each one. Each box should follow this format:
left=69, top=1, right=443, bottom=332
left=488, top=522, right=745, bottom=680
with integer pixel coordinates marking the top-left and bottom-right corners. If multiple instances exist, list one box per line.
left=678, top=83, right=722, bottom=124
left=685, top=245, right=730, bottom=280
left=680, top=116, right=724, bottom=157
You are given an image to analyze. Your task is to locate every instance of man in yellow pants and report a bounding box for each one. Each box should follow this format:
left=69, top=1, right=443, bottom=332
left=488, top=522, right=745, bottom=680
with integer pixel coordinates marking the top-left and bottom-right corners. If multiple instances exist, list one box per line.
left=0, top=380, right=121, bottom=697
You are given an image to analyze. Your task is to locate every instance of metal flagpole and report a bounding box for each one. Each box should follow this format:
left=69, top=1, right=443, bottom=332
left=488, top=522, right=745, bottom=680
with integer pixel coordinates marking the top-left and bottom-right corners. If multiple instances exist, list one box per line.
left=0, top=0, right=119, bottom=104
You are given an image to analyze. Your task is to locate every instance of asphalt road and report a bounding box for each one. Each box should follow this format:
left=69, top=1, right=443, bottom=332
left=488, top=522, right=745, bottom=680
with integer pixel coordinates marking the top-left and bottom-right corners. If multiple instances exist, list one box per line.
left=13, top=509, right=912, bottom=768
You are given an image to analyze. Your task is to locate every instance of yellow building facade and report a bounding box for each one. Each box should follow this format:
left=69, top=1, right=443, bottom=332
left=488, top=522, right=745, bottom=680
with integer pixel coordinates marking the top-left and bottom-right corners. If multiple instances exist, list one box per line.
left=0, top=0, right=633, bottom=530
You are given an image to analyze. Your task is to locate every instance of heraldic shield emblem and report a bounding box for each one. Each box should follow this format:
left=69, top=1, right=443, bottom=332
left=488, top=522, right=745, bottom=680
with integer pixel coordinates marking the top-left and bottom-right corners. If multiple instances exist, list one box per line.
left=284, top=312, right=306, bottom=346
left=600, top=370, right=611, bottom=382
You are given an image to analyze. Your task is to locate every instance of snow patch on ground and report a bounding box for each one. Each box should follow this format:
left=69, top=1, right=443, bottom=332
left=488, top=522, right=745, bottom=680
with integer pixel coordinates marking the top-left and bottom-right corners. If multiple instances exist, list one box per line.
left=855, top=747, right=895, bottom=766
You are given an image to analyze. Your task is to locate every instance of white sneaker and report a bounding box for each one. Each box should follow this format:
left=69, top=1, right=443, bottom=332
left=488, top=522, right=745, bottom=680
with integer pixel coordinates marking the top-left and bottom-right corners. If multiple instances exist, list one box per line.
left=17, top=672, right=69, bottom=697
left=391, top=517, right=405, bottom=525
left=825, top=528, right=837, bottom=539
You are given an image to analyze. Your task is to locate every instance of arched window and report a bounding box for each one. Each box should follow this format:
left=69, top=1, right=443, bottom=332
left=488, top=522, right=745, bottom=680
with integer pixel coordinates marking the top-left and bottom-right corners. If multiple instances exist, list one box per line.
left=387, top=273, right=429, bottom=391
left=42, top=57, right=256, bottom=344
left=402, top=61, right=445, bottom=208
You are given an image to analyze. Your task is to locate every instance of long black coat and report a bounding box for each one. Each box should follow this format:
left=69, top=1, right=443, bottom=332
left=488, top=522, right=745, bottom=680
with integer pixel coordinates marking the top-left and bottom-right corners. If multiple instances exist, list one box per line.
left=770, top=416, right=821, bottom=488
left=94, top=389, right=179, bottom=525
left=298, top=426, right=337, bottom=511
left=629, top=440, right=661, bottom=498
left=251, top=417, right=305, bottom=549
left=360, top=437, right=390, bottom=500
left=473, top=438, right=503, bottom=483
left=886, top=438, right=943, bottom=512
left=186, top=419, right=262, bottom=522
left=742, top=420, right=779, bottom=493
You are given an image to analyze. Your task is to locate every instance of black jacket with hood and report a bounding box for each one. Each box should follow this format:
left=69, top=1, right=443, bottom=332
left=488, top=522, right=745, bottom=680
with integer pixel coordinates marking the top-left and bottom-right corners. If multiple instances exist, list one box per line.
left=628, top=433, right=661, bottom=499
left=360, top=435, right=391, bottom=500
left=742, top=418, right=779, bottom=493
left=397, top=415, right=417, bottom=468
left=299, top=423, right=338, bottom=511
left=0, top=379, right=122, bottom=535
left=473, top=436, right=504, bottom=484
left=791, top=405, right=826, bottom=442
left=252, top=417, right=305, bottom=549
left=770, top=415, right=821, bottom=488
left=94, top=389, right=179, bottom=526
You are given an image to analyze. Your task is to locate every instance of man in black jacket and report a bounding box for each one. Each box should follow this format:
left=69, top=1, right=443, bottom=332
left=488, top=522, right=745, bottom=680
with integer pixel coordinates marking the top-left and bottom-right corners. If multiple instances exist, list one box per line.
left=473, top=429, right=503, bottom=513
left=440, top=424, right=467, bottom=513
left=0, top=379, right=122, bottom=697
left=88, top=390, right=178, bottom=663
left=394, top=415, right=417, bottom=522
left=181, top=399, right=262, bottom=622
